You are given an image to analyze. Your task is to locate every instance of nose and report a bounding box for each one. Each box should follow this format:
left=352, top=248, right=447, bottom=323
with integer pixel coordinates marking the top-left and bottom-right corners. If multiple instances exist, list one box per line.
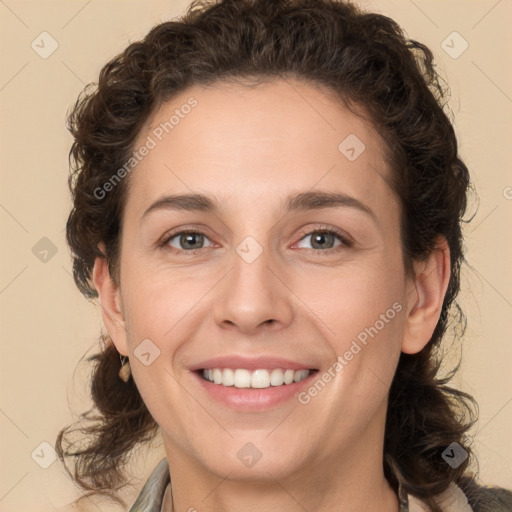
left=213, top=241, right=294, bottom=335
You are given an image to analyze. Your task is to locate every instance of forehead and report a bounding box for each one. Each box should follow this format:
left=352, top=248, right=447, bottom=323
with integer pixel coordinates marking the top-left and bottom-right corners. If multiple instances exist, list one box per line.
left=126, top=78, right=396, bottom=221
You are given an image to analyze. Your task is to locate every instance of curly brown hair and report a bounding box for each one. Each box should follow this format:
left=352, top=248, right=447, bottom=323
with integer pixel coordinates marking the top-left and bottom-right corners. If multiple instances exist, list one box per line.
left=56, top=0, right=478, bottom=510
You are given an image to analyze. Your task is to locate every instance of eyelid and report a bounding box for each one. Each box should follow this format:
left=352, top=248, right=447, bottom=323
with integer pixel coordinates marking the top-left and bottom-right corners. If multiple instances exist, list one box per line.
left=159, top=227, right=215, bottom=252
left=292, top=224, right=354, bottom=249
left=159, top=224, right=353, bottom=253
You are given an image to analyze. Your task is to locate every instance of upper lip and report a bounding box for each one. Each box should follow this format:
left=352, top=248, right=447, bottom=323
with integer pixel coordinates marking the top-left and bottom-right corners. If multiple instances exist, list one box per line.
left=189, top=355, right=318, bottom=372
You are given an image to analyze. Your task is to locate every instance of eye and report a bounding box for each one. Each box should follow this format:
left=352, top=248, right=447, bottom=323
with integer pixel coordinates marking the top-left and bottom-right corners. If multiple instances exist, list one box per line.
left=294, top=227, right=352, bottom=252
left=159, top=226, right=352, bottom=255
left=162, top=230, right=214, bottom=253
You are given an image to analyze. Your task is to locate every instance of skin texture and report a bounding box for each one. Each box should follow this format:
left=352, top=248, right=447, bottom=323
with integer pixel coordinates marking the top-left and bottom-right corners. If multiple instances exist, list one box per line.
left=92, top=78, right=451, bottom=512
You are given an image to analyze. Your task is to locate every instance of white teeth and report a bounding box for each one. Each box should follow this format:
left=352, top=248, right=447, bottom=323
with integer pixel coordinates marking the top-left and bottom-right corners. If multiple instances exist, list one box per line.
left=234, top=369, right=251, bottom=388
left=270, top=368, right=284, bottom=386
left=201, top=368, right=311, bottom=388
left=251, top=369, right=270, bottom=388
left=284, top=369, right=295, bottom=385
left=213, top=368, right=223, bottom=384
left=222, top=368, right=234, bottom=386
left=294, top=369, right=310, bottom=383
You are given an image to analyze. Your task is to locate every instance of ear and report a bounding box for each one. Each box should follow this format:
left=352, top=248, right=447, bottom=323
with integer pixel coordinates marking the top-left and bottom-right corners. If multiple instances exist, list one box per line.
left=92, top=244, right=128, bottom=356
left=401, top=236, right=451, bottom=354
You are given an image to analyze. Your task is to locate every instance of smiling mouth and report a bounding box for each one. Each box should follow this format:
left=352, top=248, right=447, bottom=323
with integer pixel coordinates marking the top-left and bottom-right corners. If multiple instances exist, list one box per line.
left=198, top=368, right=318, bottom=388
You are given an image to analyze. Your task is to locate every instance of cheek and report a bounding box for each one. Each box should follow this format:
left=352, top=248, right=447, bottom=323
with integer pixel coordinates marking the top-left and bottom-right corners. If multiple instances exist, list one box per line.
left=311, top=247, right=406, bottom=391
left=119, top=268, right=197, bottom=428
left=120, top=257, right=206, bottom=341
left=329, top=277, right=405, bottom=355
left=300, top=273, right=405, bottom=437
left=302, top=249, right=405, bottom=345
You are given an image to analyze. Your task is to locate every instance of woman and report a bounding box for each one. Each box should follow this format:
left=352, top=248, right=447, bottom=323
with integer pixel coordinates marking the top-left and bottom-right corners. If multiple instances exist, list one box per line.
left=56, top=0, right=512, bottom=510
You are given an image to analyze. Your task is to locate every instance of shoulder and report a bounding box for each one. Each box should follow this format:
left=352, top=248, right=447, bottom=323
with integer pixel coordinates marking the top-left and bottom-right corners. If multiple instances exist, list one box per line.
left=408, top=478, right=512, bottom=512
left=54, top=496, right=127, bottom=512
left=53, top=459, right=169, bottom=512
left=408, top=483, right=473, bottom=512
left=53, top=502, right=92, bottom=512
left=457, top=476, right=512, bottom=512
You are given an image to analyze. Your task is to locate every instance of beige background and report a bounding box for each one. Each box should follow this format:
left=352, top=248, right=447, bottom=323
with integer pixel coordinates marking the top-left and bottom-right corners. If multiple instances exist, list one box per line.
left=0, top=0, right=511, bottom=510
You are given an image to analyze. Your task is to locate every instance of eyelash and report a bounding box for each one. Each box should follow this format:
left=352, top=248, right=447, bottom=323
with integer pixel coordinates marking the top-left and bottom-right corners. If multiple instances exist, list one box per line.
left=159, top=225, right=353, bottom=256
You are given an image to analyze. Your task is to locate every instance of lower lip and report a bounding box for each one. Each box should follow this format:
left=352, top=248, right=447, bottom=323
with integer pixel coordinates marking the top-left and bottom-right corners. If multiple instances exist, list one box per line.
left=192, top=371, right=317, bottom=411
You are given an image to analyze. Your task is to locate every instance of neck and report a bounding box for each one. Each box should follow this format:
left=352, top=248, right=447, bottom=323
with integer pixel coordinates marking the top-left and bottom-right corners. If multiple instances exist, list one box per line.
left=163, top=457, right=398, bottom=512
left=161, top=418, right=398, bottom=512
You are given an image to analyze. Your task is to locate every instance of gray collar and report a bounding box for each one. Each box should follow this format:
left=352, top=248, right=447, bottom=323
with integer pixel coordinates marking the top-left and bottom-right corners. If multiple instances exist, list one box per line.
left=399, top=482, right=410, bottom=511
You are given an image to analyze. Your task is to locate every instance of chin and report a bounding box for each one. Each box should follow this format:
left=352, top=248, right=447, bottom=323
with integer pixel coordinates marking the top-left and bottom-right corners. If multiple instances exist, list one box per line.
left=195, top=439, right=312, bottom=482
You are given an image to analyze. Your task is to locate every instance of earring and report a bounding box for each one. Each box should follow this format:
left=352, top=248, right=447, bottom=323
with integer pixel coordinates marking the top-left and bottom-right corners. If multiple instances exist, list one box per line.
left=118, top=355, right=131, bottom=382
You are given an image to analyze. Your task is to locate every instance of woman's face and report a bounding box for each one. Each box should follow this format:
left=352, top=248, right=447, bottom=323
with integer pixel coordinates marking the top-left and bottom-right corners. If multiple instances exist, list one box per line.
left=100, top=78, right=427, bottom=481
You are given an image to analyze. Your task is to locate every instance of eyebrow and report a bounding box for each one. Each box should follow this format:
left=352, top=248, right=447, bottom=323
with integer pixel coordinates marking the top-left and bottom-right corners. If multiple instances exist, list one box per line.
left=141, top=190, right=376, bottom=222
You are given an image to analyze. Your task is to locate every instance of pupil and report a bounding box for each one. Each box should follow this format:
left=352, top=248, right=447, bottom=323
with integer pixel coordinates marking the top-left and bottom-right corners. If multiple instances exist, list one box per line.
left=182, top=233, right=202, bottom=249
left=313, top=232, right=332, bottom=249
left=179, top=232, right=334, bottom=250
